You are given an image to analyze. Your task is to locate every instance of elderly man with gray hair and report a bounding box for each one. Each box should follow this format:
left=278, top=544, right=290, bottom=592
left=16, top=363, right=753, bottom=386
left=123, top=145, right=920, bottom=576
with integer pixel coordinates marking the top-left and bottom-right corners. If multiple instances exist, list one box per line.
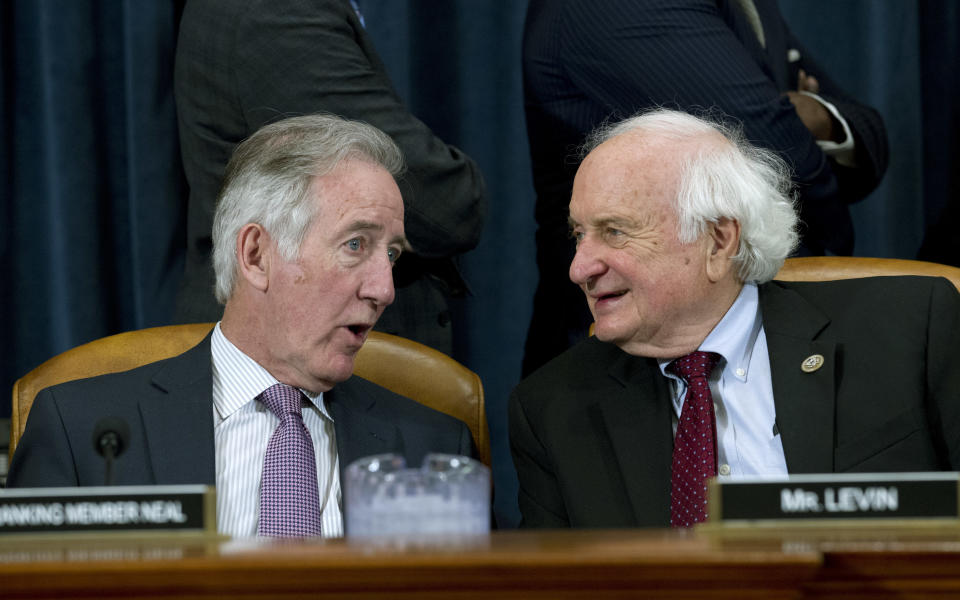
left=9, top=114, right=474, bottom=538
left=509, top=109, right=960, bottom=529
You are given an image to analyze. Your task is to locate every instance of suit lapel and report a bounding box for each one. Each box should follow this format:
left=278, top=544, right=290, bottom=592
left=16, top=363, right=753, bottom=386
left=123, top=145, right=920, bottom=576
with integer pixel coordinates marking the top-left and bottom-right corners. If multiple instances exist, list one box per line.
left=326, top=379, right=399, bottom=473
left=760, top=282, right=836, bottom=473
left=592, top=348, right=674, bottom=526
left=140, top=335, right=217, bottom=485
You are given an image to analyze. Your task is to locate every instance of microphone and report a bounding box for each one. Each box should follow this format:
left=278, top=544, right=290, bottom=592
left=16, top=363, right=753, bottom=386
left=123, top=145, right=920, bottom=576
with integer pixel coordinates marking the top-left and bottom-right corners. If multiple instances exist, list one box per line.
left=92, top=417, right=130, bottom=486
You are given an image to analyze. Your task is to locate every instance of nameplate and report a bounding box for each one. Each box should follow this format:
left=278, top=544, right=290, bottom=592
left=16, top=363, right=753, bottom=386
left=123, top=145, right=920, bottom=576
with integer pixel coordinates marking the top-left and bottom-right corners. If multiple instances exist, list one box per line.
left=708, top=473, right=960, bottom=525
left=0, top=485, right=216, bottom=535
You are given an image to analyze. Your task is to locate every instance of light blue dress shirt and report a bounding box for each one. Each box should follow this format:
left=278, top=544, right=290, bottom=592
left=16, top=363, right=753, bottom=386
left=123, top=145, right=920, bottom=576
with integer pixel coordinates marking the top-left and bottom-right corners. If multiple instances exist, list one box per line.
left=659, top=282, right=789, bottom=479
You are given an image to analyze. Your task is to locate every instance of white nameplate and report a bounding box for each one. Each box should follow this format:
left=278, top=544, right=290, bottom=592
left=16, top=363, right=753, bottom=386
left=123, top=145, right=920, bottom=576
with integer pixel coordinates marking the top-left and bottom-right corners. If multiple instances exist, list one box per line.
left=0, top=485, right=216, bottom=535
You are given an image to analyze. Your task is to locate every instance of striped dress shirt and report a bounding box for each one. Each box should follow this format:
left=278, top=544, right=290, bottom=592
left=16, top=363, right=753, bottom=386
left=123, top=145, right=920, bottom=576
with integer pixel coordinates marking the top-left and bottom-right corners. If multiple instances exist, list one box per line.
left=211, top=323, right=343, bottom=537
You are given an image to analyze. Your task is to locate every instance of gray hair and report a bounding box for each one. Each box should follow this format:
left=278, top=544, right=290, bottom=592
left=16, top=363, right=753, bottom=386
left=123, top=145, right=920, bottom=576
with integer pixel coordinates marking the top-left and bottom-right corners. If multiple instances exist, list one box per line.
left=583, top=109, right=798, bottom=283
left=212, top=114, right=405, bottom=303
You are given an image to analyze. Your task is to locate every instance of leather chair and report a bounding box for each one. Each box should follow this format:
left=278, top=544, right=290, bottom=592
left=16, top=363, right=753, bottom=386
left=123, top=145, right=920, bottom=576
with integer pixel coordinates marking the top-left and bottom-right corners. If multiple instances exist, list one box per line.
left=10, top=325, right=489, bottom=466
left=775, top=256, right=960, bottom=293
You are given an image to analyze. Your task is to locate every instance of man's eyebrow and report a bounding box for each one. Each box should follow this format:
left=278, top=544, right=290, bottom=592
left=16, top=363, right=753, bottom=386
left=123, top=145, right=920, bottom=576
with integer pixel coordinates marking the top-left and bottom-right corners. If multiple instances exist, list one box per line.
left=390, top=233, right=409, bottom=249
left=596, top=216, right=634, bottom=228
left=568, top=215, right=634, bottom=230
left=345, top=220, right=383, bottom=234
left=345, top=220, right=408, bottom=248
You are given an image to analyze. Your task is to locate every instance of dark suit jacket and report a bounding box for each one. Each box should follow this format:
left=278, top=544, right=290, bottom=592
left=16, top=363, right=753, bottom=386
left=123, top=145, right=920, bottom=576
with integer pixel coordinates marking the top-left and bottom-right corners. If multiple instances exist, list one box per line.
left=509, top=277, right=960, bottom=528
left=174, top=0, right=486, bottom=354
left=7, top=336, right=474, bottom=489
left=521, top=0, right=889, bottom=374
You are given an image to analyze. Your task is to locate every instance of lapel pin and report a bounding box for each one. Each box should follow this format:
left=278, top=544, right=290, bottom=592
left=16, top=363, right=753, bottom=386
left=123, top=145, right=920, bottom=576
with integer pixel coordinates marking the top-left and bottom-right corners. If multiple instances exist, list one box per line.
left=801, top=354, right=824, bottom=373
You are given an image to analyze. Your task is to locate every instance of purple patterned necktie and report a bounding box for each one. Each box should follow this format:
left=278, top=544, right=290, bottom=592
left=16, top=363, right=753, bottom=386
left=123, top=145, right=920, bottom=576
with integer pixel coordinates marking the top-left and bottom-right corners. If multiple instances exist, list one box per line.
left=257, top=383, right=322, bottom=537
left=667, top=351, right=722, bottom=528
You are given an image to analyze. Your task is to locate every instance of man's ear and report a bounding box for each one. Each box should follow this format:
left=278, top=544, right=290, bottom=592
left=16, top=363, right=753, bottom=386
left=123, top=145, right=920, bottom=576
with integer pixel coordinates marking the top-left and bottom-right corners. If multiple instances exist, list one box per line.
left=705, top=217, right=741, bottom=283
left=236, top=223, right=271, bottom=292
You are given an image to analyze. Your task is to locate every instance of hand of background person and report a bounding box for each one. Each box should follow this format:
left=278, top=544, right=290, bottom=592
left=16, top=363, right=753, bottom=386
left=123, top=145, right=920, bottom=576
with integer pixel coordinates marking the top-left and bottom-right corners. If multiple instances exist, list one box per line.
left=786, top=69, right=841, bottom=143
left=797, top=68, right=820, bottom=93
left=786, top=91, right=835, bottom=141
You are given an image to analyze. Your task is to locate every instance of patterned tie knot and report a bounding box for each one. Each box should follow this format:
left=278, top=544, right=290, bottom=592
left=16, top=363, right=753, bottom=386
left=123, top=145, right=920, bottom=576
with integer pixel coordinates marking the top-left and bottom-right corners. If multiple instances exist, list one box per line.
left=668, top=351, right=721, bottom=384
left=259, top=383, right=304, bottom=421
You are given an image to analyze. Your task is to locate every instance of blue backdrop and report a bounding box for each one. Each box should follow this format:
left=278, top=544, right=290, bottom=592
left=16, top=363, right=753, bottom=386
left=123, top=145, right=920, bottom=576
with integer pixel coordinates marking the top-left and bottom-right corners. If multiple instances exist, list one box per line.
left=3, top=1, right=958, bottom=527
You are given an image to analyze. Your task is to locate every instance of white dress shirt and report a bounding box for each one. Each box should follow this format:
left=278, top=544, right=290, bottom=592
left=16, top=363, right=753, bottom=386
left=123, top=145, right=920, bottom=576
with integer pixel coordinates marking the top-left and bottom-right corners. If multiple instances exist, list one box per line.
left=210, top=323, right=343, bottom=537
left=659, top=283, right=788, bottom=479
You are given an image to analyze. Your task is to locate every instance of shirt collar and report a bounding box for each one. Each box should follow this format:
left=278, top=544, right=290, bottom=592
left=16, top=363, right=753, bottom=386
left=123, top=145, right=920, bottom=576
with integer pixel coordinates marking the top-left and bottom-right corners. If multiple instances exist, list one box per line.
left=210, top=322, right=330, bottom=422
left=658, top=282, right=761, bottom=381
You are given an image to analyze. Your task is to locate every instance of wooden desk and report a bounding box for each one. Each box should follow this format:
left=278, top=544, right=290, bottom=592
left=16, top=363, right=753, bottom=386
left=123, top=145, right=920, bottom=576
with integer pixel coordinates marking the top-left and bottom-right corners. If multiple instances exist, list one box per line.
left=2, top=528, right=960, bottom=599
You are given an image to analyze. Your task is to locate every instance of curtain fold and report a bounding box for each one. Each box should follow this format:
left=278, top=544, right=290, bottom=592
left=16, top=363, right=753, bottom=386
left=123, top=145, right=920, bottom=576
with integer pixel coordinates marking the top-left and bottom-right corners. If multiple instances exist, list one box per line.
left=2, top=0, right=184, bottom=416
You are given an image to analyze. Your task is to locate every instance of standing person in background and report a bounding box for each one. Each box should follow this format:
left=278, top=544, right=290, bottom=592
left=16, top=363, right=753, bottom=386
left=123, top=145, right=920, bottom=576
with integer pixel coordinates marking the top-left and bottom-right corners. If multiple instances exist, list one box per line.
left=175, top=0, right=486, bottom=356
left=520, top=0, right=888, bottom=375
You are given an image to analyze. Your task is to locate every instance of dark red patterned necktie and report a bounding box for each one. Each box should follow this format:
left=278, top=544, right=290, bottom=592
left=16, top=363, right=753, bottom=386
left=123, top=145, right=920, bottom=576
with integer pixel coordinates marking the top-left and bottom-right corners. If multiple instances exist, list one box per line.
left=257, top=383, right=322, bottom=537
left=667, top=351, right=722, bottom=528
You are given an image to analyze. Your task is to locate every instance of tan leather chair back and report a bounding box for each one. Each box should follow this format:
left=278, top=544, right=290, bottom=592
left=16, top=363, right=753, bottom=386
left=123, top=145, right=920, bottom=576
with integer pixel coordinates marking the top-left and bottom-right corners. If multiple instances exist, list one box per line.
left=11, top=325, right=489, bottom=466
left=775, top=256, right=960, bottom=293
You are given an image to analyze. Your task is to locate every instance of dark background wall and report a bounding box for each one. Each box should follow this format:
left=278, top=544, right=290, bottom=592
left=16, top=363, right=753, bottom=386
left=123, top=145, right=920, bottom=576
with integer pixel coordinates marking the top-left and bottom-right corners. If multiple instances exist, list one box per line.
left=2, top=1, right=958, bottom=526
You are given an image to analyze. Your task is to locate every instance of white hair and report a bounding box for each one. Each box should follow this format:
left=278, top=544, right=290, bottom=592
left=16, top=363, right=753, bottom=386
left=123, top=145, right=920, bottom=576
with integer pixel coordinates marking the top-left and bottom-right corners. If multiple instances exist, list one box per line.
left=211, top=114, right=404, bottom=303
left=583, top=109, right=798, bottom=282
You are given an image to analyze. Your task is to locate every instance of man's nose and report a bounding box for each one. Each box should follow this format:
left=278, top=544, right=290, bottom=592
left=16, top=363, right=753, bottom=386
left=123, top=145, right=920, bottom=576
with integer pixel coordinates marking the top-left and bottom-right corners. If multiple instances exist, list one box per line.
left=569, top=238, right=606, bottom=285
left=361, top=254, right=396, bottom=307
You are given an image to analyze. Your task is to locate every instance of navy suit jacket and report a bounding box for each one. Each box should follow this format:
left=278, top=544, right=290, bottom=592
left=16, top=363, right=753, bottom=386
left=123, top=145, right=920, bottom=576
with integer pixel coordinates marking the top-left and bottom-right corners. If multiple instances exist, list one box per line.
left=8, top=335, right=474, bottom=489
left=524, top=0, right=887, bottom=255
left=510, top=277, right=960, bottom=528
left=521, top=0, right=889, bottom=373
left=174, top=0, right=486, bottom=354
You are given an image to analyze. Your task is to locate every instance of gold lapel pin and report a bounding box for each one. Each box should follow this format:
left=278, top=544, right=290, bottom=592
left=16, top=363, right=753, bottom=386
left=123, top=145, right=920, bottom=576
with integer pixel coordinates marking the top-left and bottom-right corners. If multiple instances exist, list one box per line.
left=801, top=354, right=824, bottom=373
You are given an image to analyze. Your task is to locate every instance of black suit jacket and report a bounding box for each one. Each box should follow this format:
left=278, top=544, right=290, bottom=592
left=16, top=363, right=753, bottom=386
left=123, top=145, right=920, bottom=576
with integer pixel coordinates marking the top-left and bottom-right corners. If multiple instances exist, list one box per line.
left=509, top=277, right=960, bottom=528
left=174, top=0, right=486, bottom=354
left=7, top=336, right=474, bottom=489
left=521, top=0, right=889, bottom=373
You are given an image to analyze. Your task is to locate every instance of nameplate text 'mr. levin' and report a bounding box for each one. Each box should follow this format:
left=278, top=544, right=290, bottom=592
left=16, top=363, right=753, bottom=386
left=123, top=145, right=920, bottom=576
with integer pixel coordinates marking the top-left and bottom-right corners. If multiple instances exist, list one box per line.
left=708, top=473, right=959, bottom=525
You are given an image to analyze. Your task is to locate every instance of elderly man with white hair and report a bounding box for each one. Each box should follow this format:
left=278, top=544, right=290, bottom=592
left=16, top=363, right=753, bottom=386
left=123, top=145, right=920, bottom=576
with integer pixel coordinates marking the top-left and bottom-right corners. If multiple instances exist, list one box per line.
left=510, top=109, right=960, bottom=529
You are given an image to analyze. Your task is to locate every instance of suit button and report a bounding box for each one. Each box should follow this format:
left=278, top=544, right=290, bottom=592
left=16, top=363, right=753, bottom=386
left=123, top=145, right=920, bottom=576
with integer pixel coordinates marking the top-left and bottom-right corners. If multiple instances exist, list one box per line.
left=437, top=310, right=451, bottom=327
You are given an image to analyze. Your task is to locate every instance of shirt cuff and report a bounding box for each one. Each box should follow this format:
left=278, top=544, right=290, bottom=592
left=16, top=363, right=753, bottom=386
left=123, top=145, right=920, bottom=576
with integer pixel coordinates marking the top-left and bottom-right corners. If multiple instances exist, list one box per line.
left=799, top=90, right=856, bottom=167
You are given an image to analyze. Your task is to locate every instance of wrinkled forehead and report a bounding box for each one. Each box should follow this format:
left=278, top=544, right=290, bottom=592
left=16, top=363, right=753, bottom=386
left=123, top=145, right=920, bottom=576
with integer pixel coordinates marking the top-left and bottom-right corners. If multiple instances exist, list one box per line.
left=311, top=158, right=403, bottom=210
left=574, top=135, right=682, bottom=215
left=578, top=127, right=730, bottom=206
